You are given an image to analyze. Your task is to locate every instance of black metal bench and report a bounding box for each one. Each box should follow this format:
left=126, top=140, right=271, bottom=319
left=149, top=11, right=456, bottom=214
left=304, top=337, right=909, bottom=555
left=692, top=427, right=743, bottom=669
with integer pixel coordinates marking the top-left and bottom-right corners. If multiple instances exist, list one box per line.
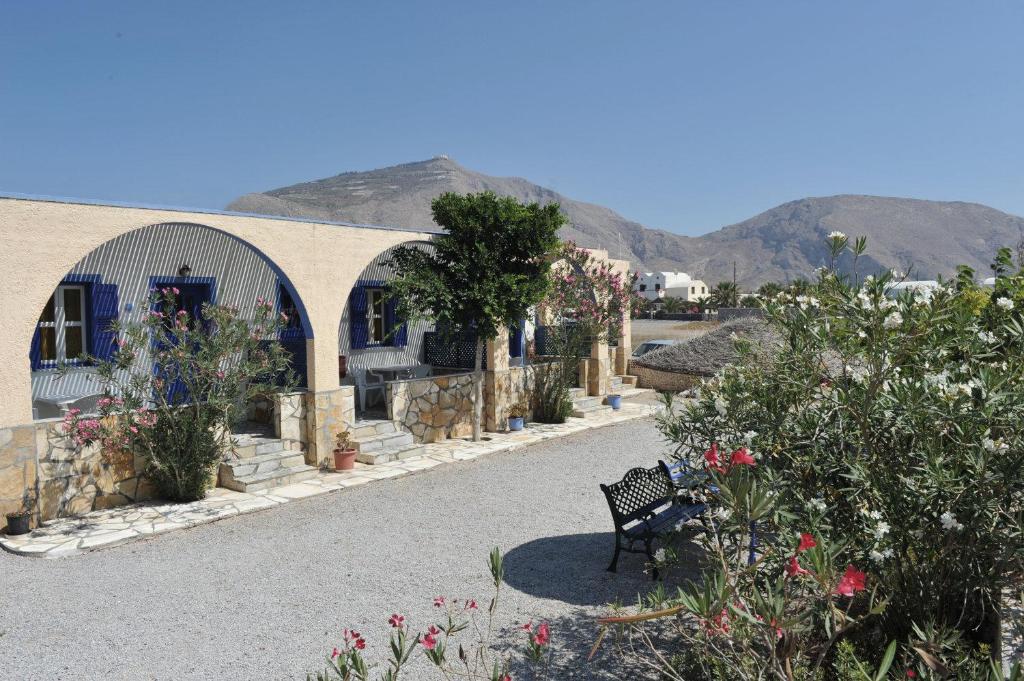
left=600, top=464, right=707, bottom=580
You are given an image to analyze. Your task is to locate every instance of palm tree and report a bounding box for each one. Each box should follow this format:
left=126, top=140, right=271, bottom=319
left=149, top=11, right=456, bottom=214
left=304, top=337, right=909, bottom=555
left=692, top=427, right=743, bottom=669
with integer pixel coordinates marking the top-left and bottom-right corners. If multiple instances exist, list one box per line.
left=709, top=281, right=740, bottom=309
left=660, top=296, right=685, bottom=313
left=757, top=282, right=783, bottom=299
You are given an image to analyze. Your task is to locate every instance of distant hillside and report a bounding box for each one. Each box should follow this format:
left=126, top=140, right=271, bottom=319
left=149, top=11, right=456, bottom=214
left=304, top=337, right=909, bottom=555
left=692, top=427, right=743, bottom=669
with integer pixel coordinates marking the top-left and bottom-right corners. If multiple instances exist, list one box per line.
left=228, top=158, right=1024, bottom=287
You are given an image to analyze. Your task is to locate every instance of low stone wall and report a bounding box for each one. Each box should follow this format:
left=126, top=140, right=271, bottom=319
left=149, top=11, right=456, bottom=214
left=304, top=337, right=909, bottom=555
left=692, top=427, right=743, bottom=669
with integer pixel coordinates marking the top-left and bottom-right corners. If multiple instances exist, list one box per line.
left=631, top=364, right=705, bottom=392
left=305, top=386, right=355, bottom=468
left=0, top=417, right=154, bottom=530
left=389, top=373, right=475, bottom=443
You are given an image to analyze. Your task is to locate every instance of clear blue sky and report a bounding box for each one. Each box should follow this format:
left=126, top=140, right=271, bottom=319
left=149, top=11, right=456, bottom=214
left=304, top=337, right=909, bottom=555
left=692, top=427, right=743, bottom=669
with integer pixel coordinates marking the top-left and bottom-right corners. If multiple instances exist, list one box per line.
left=2, top=1, right=1022, bottom=235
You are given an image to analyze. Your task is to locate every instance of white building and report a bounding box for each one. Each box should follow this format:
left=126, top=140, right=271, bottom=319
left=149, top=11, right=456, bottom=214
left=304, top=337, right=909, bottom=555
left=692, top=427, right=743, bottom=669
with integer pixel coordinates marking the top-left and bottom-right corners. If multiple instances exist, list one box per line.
left=634, top=271, right=709, bottom=302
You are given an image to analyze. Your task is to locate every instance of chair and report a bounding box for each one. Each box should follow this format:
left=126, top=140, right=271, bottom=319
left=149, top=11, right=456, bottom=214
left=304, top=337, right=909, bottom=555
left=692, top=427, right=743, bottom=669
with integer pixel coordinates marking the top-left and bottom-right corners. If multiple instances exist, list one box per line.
left=350, top=367, right=386, bottom=412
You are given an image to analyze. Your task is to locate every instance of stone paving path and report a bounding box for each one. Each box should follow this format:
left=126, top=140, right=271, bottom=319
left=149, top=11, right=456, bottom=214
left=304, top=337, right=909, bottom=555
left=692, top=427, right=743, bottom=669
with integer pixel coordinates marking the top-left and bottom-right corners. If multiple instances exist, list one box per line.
left=0, top=400, right=660, bottom=558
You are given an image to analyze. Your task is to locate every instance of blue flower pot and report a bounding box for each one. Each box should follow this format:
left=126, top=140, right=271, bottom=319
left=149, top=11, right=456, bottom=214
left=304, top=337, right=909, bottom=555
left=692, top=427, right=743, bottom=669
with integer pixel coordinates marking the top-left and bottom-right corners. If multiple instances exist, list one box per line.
left=508, top=416, right=525, bottom=431
left=607, top=394, right=622, bottom=410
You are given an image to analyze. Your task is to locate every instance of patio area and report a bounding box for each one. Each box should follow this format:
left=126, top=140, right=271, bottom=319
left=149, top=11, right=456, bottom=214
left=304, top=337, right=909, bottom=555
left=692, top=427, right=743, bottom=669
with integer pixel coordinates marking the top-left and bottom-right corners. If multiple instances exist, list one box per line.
left=1, top=398, right=661, bottom=558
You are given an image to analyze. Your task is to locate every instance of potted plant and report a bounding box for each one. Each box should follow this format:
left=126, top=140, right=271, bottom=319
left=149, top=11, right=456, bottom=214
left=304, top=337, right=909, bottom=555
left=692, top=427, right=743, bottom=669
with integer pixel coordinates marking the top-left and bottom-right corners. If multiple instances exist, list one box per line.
left=606, top=393, right=623, bottom=410
left=507, top=401, right=528, bottom=431
left=5, top=491, right=34, bottom=536
left=333, top=429, right=357, bottom=471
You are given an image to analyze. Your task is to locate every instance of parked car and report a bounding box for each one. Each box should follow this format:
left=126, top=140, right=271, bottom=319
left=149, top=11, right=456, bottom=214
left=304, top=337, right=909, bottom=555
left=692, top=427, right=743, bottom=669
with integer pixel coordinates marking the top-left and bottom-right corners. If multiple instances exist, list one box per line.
left=632, top=339, right=677, bottom=358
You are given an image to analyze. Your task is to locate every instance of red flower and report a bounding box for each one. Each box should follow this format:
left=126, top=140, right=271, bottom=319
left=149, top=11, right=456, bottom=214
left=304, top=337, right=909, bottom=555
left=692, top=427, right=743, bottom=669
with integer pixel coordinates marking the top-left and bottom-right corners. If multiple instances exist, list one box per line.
left=331, top=647, right=339, bottom=659
left=704, top=443, right=726, bottom=473
left=427, top=625, right=440, bottom=636
left=834, top=565, right=867, bottom=597
left=906, top=672, right=917, bottom=678
left=785, top=555, right=809, bottom=578
left=421, top=633, right=438, bottom=650
left=354, top=637, right=366, bottom=650
left=433, top=596, right=446, bottom=608
left=532, top=622, right=550, bottom=646
left=521, top=620, right=533, bottom=631
left=797, top=533, right=817, bottom=553
left=466, top=599, right=478, bottom=610
left=730, top=447, right=756, bottom=467
left=389, top=614, right=405, bottom=628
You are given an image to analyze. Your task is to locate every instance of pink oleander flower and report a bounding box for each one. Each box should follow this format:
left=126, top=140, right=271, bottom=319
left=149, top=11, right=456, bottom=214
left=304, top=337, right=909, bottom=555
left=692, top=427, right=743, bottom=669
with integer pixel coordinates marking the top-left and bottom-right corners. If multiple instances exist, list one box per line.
left=785, top=555, right=809, bottom=578
left=797, top=533, right=817, bottom=553
left=521, top=620, right=533, bottom=631
left=834, top=565, right=867, bottom=597
left=389, top=614, right=405, bottom=628
left=466, top=599, right=478, bottom=610
left=729, top=447, right=756, bottom=467
left=433, top=596, right=445, bottom=608
left=331, top=647, right=339, bottom=659
left=532, top=622, right=550, bottom=646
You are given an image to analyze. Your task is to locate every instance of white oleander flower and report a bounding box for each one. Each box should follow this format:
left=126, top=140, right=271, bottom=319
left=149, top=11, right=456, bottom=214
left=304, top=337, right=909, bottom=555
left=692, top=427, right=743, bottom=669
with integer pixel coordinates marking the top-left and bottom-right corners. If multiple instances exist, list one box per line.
left=827, top=230, right=847, bottom=240
left=716, top=507, right=733, bottom=521
left=654, top=548, right=666, bottom=562
left=883, top=311, right=903, bottom=329
left=808, top=498, right=827, bottom=513
left=939, top=512, right=963, bottom=531
left=714, top=396, right=728, bottom=417
left=873, top=521, right=890, bottom=540
left=870, top=547, right=894, bottom=563
left=996, top=297, right=1015, bottom=311
left=983, top=437, right=1008, bottom=453
left=743, top=430, right=758, bottom=445
left=867, top=510, right=883, bottom=520
left=978, top=330, right=996, bottom=343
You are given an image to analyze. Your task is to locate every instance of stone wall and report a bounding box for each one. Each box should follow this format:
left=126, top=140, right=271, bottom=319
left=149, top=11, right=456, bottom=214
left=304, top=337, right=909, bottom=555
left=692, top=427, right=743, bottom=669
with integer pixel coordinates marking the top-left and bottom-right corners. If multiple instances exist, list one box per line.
left=0, top=417, right=154, bottom=531
left=631, top=364, right=704, bottom=392
left=389, top=373, right=475, bottom=443
left=273, top=392, right=308, bottom=453
left=305, top=386, right=355, bottom=467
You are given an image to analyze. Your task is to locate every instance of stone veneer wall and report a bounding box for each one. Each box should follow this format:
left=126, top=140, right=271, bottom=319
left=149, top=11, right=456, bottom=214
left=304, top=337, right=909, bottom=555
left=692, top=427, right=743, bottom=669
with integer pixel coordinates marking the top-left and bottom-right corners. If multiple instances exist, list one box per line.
left=388, top=373, right=475, bottom=443
left=305, top=386, right=355, bottom=467
left=0, top=418, right=154, bottom=529
left=0, top=390, right=318, bottom=530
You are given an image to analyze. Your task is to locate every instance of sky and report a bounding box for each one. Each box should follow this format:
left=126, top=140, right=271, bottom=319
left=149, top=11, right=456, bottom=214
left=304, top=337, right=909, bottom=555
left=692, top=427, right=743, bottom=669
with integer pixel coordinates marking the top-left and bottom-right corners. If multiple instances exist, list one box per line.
left=2, top=1, right=1022, bottom=236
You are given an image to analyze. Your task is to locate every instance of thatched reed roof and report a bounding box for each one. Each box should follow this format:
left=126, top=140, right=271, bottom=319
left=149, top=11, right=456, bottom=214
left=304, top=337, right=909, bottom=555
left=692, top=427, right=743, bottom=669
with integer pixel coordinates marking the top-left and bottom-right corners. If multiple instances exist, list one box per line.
left=632, top=317, right=780, bottom=377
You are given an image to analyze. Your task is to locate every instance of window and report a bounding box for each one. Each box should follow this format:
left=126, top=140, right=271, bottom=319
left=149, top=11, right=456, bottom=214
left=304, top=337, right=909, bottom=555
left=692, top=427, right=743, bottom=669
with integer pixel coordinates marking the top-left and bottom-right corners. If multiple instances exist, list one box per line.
left=655, top=283, right=661, bottom=291
left=278, top=285, right=302, bottom=331
left=638, top=283, right=647, bottom=292
left=366, top=288, right=386, bottom=344
left=36, top=285, right=87, bottom=364
left=701, top=286, right=706, bottom=293
left=691, top=286, right=695, bottom=294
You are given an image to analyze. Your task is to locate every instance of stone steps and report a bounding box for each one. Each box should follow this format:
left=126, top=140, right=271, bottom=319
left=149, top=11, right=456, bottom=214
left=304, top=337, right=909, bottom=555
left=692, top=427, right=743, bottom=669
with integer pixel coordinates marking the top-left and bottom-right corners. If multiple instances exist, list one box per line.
left=618, top=375, right=638, bottom=387
left=609, top=376, right=624, bottom=392
left=220, top=423, right=315, bottom=493
left=349, top=419, right=425, bottom=465
left=219, top=464, right=319, bottom=493
left=571, top=393, right=612, bottom=418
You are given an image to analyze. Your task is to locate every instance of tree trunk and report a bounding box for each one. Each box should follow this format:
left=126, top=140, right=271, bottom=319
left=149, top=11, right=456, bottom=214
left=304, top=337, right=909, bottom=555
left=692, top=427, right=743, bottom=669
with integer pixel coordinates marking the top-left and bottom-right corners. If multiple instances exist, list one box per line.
left=472, top=336, right=483, bottom=442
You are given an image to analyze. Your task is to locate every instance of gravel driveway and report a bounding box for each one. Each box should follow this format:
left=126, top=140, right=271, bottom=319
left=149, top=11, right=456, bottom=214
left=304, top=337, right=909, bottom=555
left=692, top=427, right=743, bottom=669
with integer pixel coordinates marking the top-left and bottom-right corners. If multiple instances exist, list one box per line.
left=0, top=418, right=688, bottom=680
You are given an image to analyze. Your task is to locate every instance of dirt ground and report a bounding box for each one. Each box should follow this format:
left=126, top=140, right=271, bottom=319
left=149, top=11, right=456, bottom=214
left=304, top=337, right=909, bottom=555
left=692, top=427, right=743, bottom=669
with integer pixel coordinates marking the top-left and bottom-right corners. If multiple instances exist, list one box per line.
left=630, top=319, right=720, bottom=346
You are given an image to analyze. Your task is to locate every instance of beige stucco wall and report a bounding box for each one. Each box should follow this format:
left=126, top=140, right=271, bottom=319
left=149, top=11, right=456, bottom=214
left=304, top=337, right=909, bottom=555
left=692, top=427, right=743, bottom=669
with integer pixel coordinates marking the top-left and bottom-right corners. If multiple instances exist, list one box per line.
left=0, top=197, right=436, bottom=428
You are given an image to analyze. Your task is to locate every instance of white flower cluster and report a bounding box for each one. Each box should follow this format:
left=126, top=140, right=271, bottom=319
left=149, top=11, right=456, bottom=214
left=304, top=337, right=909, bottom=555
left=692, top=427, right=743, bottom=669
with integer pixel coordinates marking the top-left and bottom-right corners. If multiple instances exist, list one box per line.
left=827, top=230, right=847, bottom=240
left=978, top=330, right=997, bottom=344
left=807, top=498, right=827, bottom=513
left=870, top=548, right=895, bottom=563
left=872, top=521, right=890, bottom=540
left=983, top=437, right=1009, bottom=453
left=795, top=295, right=820, bottom=310
left=847, top=364, right=870, bottom=384
left=883, top=311, right=903, bottom=329
left=996, top=297, right=1015, bottom=311
left=939, top=511, right=964, bottom=531
left=714, top=396, right=728, bottom=417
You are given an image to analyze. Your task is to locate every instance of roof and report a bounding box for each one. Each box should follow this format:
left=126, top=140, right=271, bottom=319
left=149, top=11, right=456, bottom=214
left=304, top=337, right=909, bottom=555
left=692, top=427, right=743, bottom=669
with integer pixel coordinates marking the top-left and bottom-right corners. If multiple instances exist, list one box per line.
left=632, top=317, right=780, bottom=376
left=0, top=191, right=444, bottom=236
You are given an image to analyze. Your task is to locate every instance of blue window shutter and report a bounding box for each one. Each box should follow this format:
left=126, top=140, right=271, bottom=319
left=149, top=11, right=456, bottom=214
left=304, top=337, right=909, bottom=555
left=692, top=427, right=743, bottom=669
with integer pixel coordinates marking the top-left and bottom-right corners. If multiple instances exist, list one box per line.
left=509, top=322, right=524, bottom=358
left=90, top=283, right=120, bottom=361
left=384, top=296, right=407, bottom=347
left=29, top=327, right=42, bottom=370
left=350, top=287, right=368, bottom=349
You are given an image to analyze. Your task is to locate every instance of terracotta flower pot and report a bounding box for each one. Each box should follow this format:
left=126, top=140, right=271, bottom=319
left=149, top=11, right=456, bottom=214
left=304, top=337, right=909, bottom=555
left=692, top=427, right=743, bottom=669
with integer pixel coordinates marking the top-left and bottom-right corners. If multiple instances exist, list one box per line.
left=333, top=448, right=357, bottom=471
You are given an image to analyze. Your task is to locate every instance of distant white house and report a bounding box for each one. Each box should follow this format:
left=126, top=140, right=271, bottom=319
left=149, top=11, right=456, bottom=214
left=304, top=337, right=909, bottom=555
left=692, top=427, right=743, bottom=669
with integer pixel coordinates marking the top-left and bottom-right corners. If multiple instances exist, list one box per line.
left=634, top=271, right=709, bottom=302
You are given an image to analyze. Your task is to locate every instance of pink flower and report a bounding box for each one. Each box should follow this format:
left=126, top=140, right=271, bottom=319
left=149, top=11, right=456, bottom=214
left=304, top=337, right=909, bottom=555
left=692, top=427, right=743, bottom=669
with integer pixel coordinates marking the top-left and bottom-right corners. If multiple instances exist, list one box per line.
left=797, top=533, right=817, bottom=553
left=171, top=287, right=180, bottom=295
left=521, top=620, right=533, bottom=631
left=331, top=647, right=339, bottom=659
left=729, top=447, right=756, bottom=467
left=466, top=599, right=478, bottom=610
left=421, top=632, right=437, bottom=650
left=785, top=555, right=809, bottom=578
left=834, top=565, right=867, bottom=597
left=389, top=614, right=405, bottom=628
left=433, top=596, right=446, bottom=608
left=532, top=622, right=550, bottom=646
left=354, top=637, right=365, bottom=650
left=703, top=443, right=723, bottom=471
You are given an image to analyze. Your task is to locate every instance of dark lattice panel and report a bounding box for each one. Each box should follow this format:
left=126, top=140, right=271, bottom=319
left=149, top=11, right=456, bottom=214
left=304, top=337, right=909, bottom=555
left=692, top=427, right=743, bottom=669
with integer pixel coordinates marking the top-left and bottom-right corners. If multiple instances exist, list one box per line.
left=603, top=466, right=671, bottom=522
left=423, top=331, right=487, bottom=370
left=534, top=326, right=590, bottom=357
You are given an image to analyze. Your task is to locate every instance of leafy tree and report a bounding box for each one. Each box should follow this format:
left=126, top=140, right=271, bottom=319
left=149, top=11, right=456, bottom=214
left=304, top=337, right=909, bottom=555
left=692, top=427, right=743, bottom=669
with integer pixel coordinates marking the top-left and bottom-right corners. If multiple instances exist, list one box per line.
left=388, top=192, right=563, bottom=440
left=756, top=281, right=783, bottom=299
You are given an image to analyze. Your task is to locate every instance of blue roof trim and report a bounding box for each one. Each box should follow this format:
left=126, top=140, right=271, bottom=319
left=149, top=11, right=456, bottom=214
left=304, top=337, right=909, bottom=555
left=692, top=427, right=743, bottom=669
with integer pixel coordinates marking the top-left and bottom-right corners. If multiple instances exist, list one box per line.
left=0, top=191, right=444, bottom=236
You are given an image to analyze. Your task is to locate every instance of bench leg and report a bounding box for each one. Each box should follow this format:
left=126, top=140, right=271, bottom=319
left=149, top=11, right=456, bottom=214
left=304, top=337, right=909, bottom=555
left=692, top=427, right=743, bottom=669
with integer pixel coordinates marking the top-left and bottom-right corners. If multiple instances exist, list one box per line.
left=607, top=537, right=622, bottom=573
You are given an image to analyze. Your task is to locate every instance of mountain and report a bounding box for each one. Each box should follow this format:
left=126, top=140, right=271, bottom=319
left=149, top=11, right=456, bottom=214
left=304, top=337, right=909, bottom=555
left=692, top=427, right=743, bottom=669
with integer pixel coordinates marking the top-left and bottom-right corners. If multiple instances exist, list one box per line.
left=228, top=158, right=1024, bottom=287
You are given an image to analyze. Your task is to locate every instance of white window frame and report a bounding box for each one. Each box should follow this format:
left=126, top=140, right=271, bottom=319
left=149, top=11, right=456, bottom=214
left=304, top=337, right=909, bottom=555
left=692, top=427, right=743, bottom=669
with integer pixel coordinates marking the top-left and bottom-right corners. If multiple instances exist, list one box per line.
left=366, top=288, right=386, bottom=345
left=37, top=284, right=87, bottom=366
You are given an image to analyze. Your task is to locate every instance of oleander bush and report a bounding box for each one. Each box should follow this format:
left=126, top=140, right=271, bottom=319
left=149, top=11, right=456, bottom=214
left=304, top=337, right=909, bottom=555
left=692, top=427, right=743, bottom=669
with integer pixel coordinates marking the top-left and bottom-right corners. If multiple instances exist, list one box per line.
left=62, top=287, right=296, bottom=501
left=600, top=237, right=1024, bottom=679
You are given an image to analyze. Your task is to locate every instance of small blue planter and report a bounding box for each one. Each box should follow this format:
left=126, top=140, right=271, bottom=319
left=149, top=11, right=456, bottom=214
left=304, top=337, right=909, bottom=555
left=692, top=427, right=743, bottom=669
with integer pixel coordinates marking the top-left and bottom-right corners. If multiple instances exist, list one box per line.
left=508, top=416, right=525, bottom=431
left=607, top=394, right=622, bottom=410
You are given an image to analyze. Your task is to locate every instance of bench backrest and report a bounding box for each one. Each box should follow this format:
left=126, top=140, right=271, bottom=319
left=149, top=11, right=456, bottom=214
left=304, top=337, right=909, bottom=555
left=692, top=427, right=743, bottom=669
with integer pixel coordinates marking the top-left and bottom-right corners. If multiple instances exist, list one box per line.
left=600, top=465, right=672, bottom=526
